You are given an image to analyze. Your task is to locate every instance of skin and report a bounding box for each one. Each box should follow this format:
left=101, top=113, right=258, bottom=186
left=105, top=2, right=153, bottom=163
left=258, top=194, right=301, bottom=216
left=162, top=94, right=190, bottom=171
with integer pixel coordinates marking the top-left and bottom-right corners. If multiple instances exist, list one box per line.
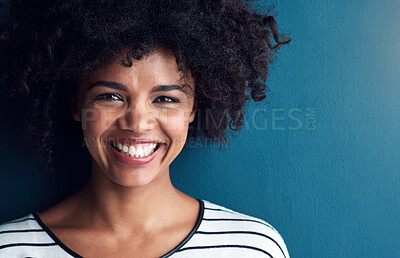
left=38, top=46, right=200, bottom=257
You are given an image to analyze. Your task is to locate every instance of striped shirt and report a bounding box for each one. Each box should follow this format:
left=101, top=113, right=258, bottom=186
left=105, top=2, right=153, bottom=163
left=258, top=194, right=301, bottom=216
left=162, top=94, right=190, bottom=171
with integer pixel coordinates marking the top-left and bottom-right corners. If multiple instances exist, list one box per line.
left=0, top=199, right=290, bottom=257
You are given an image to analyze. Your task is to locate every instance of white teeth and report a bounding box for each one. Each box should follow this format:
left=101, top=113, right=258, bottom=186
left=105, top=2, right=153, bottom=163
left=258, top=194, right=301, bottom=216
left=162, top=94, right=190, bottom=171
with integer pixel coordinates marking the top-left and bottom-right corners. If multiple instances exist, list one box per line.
left=136, top=145, right=143, bottom=158
left=143, top=145, right=149, bottom=156
left=114, top=142, right=159, bottom=158
left=149, top=144, right=156, bottom=153
left=129, top=146, right=135, bottom=156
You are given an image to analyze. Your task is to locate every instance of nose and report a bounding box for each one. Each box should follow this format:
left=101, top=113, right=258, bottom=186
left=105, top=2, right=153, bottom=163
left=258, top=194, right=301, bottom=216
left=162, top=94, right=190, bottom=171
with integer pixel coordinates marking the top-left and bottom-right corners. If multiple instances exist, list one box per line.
left=118, top=103, right=156, bottom=133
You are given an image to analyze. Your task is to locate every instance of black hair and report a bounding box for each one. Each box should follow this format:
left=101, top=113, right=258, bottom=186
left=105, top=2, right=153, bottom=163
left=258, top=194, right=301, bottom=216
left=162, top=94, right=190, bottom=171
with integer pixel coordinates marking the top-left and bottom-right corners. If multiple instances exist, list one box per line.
left=0, top=0, right=289, bottom=173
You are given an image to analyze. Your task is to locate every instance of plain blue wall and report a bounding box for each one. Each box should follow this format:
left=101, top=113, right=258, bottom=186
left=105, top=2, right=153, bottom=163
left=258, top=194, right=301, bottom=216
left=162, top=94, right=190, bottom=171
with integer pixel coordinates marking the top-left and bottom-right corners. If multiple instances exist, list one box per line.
left=1, top=0, right=400, bottom=257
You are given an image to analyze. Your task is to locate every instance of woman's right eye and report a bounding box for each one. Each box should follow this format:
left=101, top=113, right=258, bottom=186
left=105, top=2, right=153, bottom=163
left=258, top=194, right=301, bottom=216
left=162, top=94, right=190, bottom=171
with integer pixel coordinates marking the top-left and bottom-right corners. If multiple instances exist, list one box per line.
left=95, top=93, right=123, bottom=102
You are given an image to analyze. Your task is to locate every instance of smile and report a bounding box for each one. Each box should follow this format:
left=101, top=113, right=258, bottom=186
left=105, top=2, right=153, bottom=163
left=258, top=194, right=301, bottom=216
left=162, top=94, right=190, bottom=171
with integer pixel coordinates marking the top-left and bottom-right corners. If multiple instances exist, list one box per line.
left=107, top=138, right=164, bottom=166
left=111, top=142, right=161, bottom=158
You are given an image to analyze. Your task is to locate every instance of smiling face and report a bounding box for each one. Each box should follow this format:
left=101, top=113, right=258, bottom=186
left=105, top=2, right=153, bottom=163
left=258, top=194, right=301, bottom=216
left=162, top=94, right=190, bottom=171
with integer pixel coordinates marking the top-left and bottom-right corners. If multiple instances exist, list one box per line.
left=72, top=46, right=197, bottom=188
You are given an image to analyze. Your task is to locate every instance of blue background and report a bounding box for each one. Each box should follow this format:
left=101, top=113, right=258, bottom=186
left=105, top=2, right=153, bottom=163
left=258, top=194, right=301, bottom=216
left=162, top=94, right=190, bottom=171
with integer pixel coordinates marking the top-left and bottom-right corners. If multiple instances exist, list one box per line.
left=1, top=0, right=400, bottom=257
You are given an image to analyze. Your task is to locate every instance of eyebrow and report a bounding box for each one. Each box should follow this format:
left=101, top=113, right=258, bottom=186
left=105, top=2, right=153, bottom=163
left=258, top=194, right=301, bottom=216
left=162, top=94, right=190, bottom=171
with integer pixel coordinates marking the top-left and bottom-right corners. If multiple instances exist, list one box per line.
left=87, top=81, right=191, bottom=95
left=87, top=81, right=128, bottom=92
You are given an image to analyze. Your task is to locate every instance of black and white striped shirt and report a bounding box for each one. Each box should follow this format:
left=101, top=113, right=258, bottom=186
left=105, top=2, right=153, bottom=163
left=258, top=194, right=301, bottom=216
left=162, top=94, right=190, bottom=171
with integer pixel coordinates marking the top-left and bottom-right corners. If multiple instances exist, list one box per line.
left=0, top=199, right=290, bottom=257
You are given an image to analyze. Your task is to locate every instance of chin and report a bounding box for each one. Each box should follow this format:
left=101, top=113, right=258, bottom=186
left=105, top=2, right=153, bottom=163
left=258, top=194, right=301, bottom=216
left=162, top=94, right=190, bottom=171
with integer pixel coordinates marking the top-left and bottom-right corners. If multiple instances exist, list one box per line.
left=106, top=167, right=163, bottom=188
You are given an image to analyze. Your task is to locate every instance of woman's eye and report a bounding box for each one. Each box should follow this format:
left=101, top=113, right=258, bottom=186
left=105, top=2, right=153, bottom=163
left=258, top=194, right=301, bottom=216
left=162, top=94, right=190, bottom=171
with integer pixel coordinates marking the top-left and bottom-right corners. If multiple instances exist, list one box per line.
left=95, top=93, right=123, bottom=102
left=154, top=96, right=179, bottom=103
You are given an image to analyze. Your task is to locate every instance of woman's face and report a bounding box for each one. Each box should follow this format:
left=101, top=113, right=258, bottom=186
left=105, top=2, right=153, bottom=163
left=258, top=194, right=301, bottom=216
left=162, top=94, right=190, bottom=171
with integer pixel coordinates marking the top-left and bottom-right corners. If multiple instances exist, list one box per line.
left=72, top=46, right=197, bottom=188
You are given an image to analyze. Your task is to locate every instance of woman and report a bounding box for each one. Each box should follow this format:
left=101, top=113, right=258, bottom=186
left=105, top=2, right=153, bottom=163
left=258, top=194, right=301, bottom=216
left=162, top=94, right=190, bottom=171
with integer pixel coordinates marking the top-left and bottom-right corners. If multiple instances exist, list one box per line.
left=0, top=0, right=290, bottom=257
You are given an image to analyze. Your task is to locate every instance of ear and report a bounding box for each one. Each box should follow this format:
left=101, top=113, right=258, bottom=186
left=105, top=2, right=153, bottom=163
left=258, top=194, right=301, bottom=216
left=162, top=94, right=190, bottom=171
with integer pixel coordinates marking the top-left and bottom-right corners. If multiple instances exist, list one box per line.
left=188, top=98, right=198, bottom=123
left=70, top=96, right=81, bottom=122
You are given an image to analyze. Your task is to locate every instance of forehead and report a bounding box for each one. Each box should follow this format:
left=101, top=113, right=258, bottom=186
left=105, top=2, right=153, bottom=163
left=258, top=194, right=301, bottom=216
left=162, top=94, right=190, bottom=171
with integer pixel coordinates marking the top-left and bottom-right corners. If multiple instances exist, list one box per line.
left=80, top=46, right=194, bottom=89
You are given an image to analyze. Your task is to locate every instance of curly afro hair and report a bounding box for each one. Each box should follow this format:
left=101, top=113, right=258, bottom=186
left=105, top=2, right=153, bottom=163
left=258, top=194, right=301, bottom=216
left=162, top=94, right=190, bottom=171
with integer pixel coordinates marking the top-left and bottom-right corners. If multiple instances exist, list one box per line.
left=0, top=0, right=289, bottom=173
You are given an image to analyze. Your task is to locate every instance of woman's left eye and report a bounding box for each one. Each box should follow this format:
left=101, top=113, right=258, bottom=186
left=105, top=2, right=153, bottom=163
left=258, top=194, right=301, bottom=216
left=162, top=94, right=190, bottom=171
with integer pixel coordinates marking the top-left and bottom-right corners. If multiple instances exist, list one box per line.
left=154, top=96, right=179, bottom=103
left=95, top=93, right=123, bottom=102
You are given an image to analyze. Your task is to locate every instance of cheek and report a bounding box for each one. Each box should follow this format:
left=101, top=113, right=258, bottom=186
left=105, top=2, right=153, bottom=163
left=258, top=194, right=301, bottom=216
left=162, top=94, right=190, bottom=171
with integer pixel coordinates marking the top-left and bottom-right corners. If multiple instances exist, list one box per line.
left=81, top=109, right=117, bottom=146
left=160, top=109, right=192, bottom=135
left=160, top=109, right=192, bottom=152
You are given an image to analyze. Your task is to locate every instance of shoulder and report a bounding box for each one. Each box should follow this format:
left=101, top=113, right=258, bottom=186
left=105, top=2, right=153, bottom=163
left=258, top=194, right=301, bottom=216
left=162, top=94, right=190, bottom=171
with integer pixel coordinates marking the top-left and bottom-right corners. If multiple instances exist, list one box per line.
left=0, top=213, right=40, bottom=244
left=0, top=213, right=70, bottom=257
left=192, top=199, right=290, bottom=258
left=0, top=214, right=39, bottom=256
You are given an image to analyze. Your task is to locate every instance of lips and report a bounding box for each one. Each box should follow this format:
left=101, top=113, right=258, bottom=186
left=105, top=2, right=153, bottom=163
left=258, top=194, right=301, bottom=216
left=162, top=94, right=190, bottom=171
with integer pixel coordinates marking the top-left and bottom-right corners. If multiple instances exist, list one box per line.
left=106, top=138, right=165, bottom=166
